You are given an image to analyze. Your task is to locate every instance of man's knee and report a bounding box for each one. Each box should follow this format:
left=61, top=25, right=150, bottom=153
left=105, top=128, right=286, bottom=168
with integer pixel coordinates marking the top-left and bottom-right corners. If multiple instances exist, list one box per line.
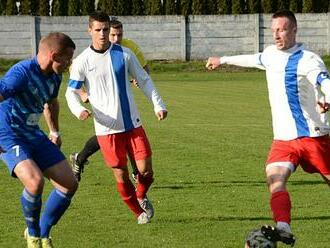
left=266, top=166, right=291, bottom=193
left=24, top=176, right=45, bottom=195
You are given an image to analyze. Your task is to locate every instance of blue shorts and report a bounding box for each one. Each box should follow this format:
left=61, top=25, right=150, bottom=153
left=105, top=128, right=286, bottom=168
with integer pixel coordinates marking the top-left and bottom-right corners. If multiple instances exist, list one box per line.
left=0, top=135, right=65, bottom=177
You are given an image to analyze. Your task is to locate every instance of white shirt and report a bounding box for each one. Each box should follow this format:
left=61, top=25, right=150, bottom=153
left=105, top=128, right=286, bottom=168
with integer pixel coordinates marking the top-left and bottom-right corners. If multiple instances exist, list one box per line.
left=221, top=43, right=330, bottom=140
left=66, top=44, right=166, bottom=135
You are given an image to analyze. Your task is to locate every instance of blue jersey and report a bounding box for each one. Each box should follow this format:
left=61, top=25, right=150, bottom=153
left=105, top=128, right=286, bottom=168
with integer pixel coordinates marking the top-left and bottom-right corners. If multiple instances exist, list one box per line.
left=0, top=57, right=62, bottom=147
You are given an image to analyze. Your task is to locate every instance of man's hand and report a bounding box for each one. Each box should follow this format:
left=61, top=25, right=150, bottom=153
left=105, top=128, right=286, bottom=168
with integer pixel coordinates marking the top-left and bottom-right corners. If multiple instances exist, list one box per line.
left=317, top=101, right=330, bottom=113
left=206, top=57, right=221, bottom=70
left=156, top=110, right=168, bottom=121
left=79, top=110, right=92, bottom=120
left=130, top=79, right=140, bottom=88
left=49, top=133, right=62, bottom=148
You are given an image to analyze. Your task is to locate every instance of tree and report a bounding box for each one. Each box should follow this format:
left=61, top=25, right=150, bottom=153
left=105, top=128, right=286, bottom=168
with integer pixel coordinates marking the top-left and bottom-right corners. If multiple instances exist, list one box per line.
left=144, top=0, right=151, bottom=14
left=317, top=0, right=328, bottom=12
left=165, top=0, right=177, bottom=15
left=52, top=0, right=68, bottom=16
left=302, top=0, right=313, bottom=13
left=68, top=0, right=80, bottom=16
left=150, top=0, right=162, bottom=15
left=0, top=0, right=6, bottom=14
left=277, top=0, right=289, bottom=10
left=20, top=0, right=31, bottom=14
left=217, top=0, right=231, bottom=14
left=232, top=0, right=245, bottom=14
left=262, top=0, right=277, bottom=13
left=117, top=0, right=132, bottom=15
left=247, top=0, right=261, bottom=13
left=81, top=0, right=94, bottom=15
left=131, top=0, right=144, bottom=15
left=191, top=0, right=204, bottom=14
left=97, top=0, right=116, bottom=15
left=180, top=0, right=191, bottom=16
left=6, top=0, right=17, bottom=15
left=39, top=0, right=50, bottom=16
left=289, top=0, right=299, bottom=12
left=206, top=0, right=217, bottom=14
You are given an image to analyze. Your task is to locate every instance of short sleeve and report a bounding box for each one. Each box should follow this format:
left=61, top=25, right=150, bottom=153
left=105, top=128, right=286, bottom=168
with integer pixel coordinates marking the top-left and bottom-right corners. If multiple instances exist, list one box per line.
left=0, top=64, right=27, bottom=99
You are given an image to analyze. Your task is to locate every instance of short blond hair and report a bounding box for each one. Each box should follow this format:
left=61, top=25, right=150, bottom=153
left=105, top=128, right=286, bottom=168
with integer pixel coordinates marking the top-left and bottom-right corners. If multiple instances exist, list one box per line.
left=39, top=32, right=75, bottom=54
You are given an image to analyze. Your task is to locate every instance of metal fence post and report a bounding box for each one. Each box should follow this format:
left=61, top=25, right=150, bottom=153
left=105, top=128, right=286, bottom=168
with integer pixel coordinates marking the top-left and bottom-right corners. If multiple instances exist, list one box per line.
left=30, top=16, right=37, bottom=57
left=181, top=16, right=187, bottom=61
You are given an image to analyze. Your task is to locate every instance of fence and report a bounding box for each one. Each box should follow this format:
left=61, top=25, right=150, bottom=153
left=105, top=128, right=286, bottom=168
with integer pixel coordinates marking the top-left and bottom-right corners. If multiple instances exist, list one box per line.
left=0, top=13, right=329, bottom=60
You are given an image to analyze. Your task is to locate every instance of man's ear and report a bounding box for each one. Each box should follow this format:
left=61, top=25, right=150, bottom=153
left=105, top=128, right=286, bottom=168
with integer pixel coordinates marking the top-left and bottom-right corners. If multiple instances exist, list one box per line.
left=49, top=50, right=56, bottom=62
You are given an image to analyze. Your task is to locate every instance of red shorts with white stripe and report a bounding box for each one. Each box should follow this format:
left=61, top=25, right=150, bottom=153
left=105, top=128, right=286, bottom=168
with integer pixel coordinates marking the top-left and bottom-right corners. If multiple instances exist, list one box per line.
left=97, top=126, right=152, bottom=167
left=266, top=135, right=330, bottom=175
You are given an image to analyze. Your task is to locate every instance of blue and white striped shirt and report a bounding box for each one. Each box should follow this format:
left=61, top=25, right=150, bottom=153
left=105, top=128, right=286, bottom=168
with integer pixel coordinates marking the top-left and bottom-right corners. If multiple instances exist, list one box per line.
left=0, top=57, right=61, bottom=143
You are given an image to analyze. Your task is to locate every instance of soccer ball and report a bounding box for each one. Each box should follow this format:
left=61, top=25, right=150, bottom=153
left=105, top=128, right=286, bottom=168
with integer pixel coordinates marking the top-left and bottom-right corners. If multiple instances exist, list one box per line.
left=245, top=228, right=277, bottom=248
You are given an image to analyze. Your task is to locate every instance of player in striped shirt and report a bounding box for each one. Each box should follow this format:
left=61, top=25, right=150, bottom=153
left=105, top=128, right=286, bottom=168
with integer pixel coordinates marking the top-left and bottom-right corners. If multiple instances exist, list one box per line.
left=69, top=19, right=150, bottom=183
left=66, top=11, right=167, bottom=225
left=0, top=32, right=78, bottom=248
left=207, top=10, right=330, bottom=246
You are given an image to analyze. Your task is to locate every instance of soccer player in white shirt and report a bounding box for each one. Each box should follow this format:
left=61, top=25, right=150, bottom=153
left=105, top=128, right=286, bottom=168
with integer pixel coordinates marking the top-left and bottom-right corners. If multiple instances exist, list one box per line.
left=206, top=10, right=330, bottom=246
left=66, top=12, right=167, bottom=224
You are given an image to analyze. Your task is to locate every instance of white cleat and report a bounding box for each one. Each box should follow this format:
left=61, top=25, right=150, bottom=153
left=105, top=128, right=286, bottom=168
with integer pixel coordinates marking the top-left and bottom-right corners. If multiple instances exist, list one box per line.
left=138, top=196, right=154, bottom=219
left=137, top=212, right=151, bottom=224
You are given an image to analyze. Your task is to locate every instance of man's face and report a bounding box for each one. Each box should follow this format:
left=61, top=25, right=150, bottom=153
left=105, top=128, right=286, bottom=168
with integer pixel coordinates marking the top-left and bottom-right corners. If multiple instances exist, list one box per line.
left=271, top=16, right=297, bottom=50
left=109, top=27, right=123, bottom=44
left=88, top=21, right=110, bottom=50
left=52, top=47, right=74, bottom=74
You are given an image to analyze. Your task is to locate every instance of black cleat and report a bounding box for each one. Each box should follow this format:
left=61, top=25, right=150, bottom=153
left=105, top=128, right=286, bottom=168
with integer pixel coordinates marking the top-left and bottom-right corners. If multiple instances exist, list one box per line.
left=69, top=153, right=87, bottom=182
left=261, top=225, right=295, bottom=246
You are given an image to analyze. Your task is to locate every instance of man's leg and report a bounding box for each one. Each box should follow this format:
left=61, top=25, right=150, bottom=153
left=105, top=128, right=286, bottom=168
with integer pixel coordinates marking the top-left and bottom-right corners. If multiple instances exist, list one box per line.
left=40, top=160, right=78, bottom=239
left=135, top=157, right=154, bottom=218
left=111, top=166, right=144, bottom=217
left=262, top=165, right=295, bottom=245
left=71, top=135, right=100, bottom=181
left=135, top=157, right=154, bottom=199
left=14, top=160, right=44, bottom=238
left=321, top=174, right=330, bottom=187
left=128, top=153, right=138, bottom=182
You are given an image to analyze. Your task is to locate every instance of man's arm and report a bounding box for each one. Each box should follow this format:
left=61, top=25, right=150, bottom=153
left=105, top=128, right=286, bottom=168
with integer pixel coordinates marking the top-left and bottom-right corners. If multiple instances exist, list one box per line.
left=206, top=54, right=265, bottom=70
left=44, top=98, right=61, bottom=147
left=127, top=51, right=167, bottom=121
left=65, top=87, right=91, bottom=120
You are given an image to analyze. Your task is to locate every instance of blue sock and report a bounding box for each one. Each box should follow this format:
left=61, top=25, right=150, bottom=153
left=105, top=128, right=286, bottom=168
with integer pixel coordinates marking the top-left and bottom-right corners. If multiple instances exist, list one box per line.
left=40, top=189, right=73, bottom=238
left=21, top=188, right=42, bottom=237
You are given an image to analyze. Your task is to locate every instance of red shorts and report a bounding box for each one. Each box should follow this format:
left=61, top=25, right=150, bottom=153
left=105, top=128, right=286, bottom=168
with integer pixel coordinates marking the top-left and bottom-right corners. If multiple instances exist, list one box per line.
left=266, top=135, right=330, bottom=175
left=97, top=126, right=152, bottom=167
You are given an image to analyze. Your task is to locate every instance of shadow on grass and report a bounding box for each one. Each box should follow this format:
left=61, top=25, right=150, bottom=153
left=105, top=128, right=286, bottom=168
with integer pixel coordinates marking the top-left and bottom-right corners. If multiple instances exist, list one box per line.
left=164, top=215, right=330, bottom=223
left=154, top=180, right=266, bottom=190
left=154, top=180, right=325, bottom=190
left=289, top=180, right=325, bottom=186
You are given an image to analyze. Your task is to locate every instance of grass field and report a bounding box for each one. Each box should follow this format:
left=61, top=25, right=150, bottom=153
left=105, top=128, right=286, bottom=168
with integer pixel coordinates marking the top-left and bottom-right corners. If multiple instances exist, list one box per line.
left=0, top=66, right=330, bottom=247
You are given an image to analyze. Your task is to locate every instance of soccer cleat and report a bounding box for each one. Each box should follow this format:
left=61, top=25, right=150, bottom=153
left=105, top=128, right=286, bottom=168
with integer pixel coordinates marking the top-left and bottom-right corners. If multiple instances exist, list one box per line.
left=24, top=228, right=41, bottom=248
left=138, top=196, right=154, bottom=219
left=261, top=225, right=296, bottom=246
left=69, top=153, right=87, bottom=182
left=137, top=212, right=151, bottom=224
left=41, top=237, right=54, bottom=248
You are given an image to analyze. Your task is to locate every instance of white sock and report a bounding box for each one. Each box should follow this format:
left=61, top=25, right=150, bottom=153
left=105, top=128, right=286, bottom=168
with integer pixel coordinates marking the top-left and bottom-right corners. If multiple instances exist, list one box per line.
left=276, top=221, right=292, bottom=233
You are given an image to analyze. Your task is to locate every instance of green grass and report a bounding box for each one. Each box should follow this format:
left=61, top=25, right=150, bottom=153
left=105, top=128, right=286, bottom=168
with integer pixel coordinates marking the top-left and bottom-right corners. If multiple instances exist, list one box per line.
left=0, top=66, right=330, bottom=247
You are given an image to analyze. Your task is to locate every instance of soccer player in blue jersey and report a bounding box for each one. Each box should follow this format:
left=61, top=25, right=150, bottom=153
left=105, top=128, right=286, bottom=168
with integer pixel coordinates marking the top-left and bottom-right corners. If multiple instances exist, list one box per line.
left=207, top=10, right=330, bottom=247
left=66, top=12, right=167, bottom=225
left=0, top=32, right=78, bottom=248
